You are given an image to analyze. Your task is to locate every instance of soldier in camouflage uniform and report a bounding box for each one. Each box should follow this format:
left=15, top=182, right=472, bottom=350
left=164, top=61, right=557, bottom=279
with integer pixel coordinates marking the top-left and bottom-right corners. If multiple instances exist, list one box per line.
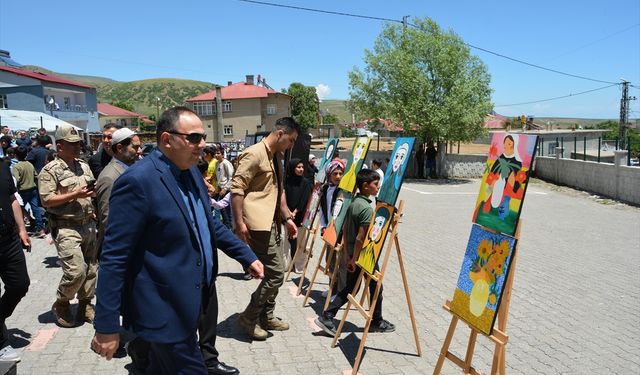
left=38, top=124, right=98, bottom=328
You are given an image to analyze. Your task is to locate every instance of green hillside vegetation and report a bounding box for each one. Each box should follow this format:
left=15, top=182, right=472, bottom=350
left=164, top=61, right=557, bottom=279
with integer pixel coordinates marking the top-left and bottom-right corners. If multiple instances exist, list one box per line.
left=23, top=65, right=118, bottom=86
left=97, top=78, right=213, bottom=116
left=319, top=99, right=353, bottom=123
left=24, top=65, right=213, bottom=117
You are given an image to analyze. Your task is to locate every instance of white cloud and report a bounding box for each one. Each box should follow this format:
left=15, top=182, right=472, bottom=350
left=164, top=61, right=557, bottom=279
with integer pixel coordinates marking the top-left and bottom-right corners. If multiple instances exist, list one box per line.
left=316, top=84, right=331, bottom=101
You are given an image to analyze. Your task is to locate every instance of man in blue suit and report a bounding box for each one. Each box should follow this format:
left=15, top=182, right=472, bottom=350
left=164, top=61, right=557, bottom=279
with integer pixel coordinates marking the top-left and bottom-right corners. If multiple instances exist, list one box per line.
left=91, top=107, right=263, bottom=374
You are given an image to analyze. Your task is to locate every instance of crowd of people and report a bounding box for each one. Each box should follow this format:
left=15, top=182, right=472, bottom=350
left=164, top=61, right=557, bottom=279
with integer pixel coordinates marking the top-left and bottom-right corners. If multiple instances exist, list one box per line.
left=0, top=107, right=398, bottom=374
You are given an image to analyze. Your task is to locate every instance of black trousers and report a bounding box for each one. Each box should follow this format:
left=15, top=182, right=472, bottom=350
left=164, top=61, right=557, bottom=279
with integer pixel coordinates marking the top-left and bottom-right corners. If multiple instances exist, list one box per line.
left=197, top=282, right=219, bottom=368
left=0, top=234, right=30, bottom=348
left=325, top=264, right=383, bottom=323
left=146, top=333, right=207, bottom=375
left=130, top=283, right=220, bottom=372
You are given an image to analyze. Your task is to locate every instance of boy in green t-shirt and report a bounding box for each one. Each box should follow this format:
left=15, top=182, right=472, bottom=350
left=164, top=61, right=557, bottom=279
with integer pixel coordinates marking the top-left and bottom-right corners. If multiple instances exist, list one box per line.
left=315, top=169, right=395, bottom=336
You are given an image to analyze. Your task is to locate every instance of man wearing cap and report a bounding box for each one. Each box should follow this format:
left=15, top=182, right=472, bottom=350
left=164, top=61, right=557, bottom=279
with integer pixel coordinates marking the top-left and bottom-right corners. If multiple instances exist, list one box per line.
left=38, top=124, right=98, bottom=328
left=95, top=128, right=141, bottom=252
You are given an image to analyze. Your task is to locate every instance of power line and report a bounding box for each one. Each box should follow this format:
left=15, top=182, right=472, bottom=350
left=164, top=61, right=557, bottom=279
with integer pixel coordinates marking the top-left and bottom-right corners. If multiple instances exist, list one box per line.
left=237, top=0, right=620, bottom=85
left=236, top=0, right=402, bottom=24
left=494, top=84, right=619, bottom=107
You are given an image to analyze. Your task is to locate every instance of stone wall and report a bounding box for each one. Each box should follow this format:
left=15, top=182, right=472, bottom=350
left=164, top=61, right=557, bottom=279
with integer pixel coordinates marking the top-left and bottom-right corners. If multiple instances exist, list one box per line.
left=442, top=154, right=486, bottom=178
left=534, top=155, right=640, bottom=205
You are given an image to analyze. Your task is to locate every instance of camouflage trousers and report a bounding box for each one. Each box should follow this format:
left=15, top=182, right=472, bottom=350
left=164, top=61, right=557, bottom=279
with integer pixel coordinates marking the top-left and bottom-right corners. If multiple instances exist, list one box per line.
left=53, top=221, right=98, bottom=302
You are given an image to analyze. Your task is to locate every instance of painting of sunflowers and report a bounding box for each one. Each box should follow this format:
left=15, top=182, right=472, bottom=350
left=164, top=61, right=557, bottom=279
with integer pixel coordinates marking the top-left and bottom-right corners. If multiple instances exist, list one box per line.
left=450, top=224, right=517, bottom=336
left=473, top=132, right=538, bottom=236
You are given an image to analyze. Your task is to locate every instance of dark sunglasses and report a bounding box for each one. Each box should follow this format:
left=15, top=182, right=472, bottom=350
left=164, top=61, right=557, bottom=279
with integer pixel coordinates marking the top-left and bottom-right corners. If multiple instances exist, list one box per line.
left=167, top=131, right=206, bottom=144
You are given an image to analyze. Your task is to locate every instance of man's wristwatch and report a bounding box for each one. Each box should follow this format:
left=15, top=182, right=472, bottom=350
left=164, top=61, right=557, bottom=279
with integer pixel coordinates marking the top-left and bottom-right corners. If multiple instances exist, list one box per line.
left=285, top=216, right=295, bottom=222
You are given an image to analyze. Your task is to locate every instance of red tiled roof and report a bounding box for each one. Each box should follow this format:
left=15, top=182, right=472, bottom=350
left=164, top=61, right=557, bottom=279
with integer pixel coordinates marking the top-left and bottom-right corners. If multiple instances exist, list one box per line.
left=186, top=82, right=288, bottom=101
left=98, top=103, right=144, bottom=117
left=0, top=65, right=93, bottom=89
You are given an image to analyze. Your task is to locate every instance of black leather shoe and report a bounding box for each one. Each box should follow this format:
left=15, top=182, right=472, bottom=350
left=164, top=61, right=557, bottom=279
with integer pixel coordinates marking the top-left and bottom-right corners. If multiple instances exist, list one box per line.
left=208, top=362, right=239, bottom=375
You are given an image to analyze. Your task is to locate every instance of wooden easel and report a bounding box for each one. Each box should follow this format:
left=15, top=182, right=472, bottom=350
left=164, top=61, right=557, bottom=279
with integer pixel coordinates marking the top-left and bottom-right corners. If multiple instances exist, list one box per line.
left=433, top=221, right=522, bottom=375
left=285, top=218, right=320, bottom=296
left=331, top=200, right=422, bottom=375
left=302, top=241, right=344, bottom=311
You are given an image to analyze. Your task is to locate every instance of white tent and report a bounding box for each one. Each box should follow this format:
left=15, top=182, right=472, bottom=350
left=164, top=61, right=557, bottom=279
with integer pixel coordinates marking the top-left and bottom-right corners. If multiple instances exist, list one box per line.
left=0, top=109, right=81, bottom=132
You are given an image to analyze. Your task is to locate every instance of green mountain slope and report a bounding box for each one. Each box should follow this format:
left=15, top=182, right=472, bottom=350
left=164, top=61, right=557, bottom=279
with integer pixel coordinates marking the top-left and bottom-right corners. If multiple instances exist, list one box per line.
left=319, top=99, right=352, bottom=123
left=23, top=65, right=213, bottom=116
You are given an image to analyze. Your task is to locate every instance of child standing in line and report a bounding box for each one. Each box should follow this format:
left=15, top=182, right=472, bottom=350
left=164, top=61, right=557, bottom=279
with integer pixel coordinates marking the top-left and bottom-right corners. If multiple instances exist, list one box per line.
left=315, top=169, right=395, bottom=336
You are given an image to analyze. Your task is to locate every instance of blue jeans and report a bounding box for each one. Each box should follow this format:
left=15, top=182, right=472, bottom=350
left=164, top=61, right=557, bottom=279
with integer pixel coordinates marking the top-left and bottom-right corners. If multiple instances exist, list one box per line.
left=19, top=187, right=44, bottom=231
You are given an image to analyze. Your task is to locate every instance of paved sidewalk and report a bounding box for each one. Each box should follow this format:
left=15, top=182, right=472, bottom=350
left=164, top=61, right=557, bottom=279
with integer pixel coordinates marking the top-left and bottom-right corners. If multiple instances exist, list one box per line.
left=4, top=179, right=639, bottom=374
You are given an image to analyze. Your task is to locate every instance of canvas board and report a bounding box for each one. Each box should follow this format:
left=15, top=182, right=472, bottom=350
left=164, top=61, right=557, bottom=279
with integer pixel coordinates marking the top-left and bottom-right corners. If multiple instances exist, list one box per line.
left=450, top=224, right=517, bottom=336
left=321, top=191, right=353, bottom=247
left=355, top=202, right=394, bottom=276
left=338, top=136, right=371, bottom=193
left=377, top=137, right=415, bottom=206
left=302, top=182, right=322, bottom=229
left=472, top=132, right=538, bottom=236
left=315, top=138, right=339, bottom=183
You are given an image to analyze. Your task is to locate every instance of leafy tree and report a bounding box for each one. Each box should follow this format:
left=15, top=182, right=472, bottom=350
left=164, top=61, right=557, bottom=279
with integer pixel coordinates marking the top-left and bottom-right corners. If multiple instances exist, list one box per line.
left=284, top=82, right=319, bottom=130
left=321, top=112, right=340, bottom=125
left=348, top=17, right=492, bottom=145
left=596, top=120, right=640, bottom=155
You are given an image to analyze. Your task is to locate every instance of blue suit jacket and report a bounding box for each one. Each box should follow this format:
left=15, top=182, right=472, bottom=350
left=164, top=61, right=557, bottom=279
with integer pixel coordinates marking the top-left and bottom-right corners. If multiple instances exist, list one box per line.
left=94, top=150, right=257, bottom=343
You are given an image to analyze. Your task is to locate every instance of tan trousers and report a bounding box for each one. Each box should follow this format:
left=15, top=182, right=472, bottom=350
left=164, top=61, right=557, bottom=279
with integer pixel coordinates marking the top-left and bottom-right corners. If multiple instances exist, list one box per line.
left=53, top=222, right=98, bottom=302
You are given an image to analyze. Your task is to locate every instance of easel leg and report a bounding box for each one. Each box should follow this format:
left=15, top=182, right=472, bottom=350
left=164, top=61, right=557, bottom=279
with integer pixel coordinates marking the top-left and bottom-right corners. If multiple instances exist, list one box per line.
left=433, top=315, right=458, bottom=375
left=296, top=241, right=314, bottom=296
left=464, top=329, right=478, bottom=373
left=394, top=235, right=422, bottom=356
left=285, top=229, right=306, bottom=282
left=323, top=246, right=341, bottom=311
left=332, top=270, right=365, bottom=347
left=302, top=244, right=327, bottom=307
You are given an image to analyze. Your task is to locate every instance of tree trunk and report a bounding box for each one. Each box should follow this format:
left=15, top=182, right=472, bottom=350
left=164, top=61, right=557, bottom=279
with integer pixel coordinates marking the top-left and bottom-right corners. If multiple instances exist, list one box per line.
left=437, top=141, right=446, bottom=178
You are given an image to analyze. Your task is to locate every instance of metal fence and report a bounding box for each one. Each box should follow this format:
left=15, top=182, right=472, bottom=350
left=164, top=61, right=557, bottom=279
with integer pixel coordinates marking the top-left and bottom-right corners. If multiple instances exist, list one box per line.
left=537, top=136, right=638, bottom=166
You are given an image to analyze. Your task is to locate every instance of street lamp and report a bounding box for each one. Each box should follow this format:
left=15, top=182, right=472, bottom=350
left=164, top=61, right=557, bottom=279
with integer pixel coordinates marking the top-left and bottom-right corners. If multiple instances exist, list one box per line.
left=156, top=97, right=160, bottom=121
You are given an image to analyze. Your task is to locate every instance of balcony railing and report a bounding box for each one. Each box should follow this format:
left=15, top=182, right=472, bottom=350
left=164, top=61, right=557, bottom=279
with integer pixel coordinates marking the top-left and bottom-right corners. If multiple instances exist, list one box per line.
left=47, top=104, right=88, bottom=113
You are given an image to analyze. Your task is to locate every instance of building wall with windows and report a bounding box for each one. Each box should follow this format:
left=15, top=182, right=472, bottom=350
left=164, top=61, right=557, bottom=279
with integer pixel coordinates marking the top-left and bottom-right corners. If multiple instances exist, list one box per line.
left=199, top=98, right=262, bottom=141
left=0, top=69, right=99, bottom=132
left=260, top=94, right=291, bottom=129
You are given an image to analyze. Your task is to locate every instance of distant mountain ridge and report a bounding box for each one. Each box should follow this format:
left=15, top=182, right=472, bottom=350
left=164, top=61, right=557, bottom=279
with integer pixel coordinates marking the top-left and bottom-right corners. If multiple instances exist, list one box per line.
left=23, top=65, right=213, bottom=116
left=19, top=66, right=623, bottom=126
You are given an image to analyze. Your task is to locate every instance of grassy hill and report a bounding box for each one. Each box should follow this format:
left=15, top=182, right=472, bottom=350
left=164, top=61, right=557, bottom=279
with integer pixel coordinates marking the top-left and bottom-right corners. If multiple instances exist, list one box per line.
left=24, top=65, right=213, bottom=116
left=319, top=99, right=353, bottom=123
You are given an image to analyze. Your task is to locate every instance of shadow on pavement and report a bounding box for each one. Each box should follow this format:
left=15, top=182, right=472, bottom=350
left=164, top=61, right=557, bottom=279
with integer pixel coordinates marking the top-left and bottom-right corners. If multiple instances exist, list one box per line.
left=217, top=272, right=248, bottom=281
left=216, top=313, right=272, bottom=343
left=407, top=178, right=474, bottom=186
left=336, top=332, right=364, bottom=367
left=37, top=309, right=57, bottom=324
left=7, top=328, right=31, bottom=348
left=42, top=256, right=61, bottom=268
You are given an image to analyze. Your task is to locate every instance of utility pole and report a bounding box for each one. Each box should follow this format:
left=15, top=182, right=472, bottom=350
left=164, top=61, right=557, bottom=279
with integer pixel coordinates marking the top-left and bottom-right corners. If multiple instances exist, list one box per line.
left=402, top=15, right=409, bottom=29
left=618, top=80, right=636, bottom=150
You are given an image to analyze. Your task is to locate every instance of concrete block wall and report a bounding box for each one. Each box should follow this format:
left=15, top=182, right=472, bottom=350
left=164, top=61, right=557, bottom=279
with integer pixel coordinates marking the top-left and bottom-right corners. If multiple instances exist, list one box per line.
left=534, top=156, right=640, bottom=205
left=443, top=154, right=486, bottom=178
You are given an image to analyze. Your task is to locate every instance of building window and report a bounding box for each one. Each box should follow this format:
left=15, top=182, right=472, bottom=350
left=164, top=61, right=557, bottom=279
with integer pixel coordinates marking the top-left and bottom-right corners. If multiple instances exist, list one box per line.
left=223, top=101, right=232, bottom=112
left=223, top=125, right=233, bottom=136
left=193, top=102, right=215, bottom=116
left=0, top=94, right=7, bottom=109
left=267, top=104, right=277, bottom=115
